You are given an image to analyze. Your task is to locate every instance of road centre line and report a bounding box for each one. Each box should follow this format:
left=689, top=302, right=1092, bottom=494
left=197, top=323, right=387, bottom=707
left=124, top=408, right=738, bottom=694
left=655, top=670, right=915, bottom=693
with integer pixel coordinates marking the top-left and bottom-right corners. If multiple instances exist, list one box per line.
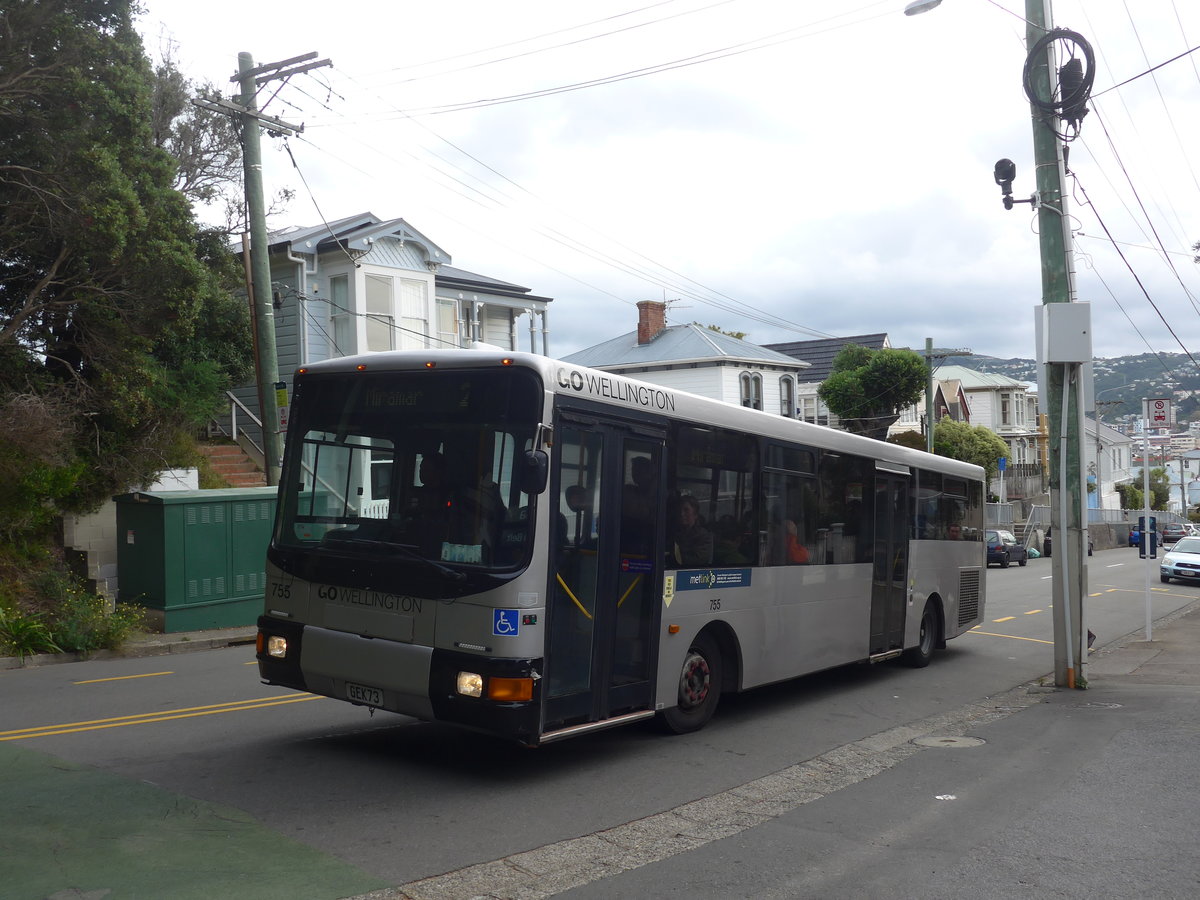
left=0, top=694, right=320, bottom=742
left=966, top=630, right=1053, bottom=644
left=1024, top=609, right=1042, bottom=614
left=74, top=671, right=173, bottom=684
left=993, top=616, right=1016, bottom=622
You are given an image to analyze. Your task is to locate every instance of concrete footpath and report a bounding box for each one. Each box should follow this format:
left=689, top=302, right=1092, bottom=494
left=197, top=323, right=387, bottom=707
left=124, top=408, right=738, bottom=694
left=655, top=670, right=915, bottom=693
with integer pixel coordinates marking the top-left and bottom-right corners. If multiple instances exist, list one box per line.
left=1, top=624, right=259, bottom=670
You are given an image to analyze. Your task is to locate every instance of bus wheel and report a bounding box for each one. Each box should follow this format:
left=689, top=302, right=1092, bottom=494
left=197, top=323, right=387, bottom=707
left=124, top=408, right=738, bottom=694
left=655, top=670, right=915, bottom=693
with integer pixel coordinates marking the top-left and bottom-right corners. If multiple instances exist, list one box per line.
left=903, top=602, right=937, bottom=669
left=660, top=632, right=722, bottom=734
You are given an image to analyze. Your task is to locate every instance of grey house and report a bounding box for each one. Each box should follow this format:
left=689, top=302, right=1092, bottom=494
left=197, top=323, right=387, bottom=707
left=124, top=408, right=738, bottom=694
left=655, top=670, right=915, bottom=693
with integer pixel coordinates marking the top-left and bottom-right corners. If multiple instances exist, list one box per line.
left=230, top=212, right=553, bottom=445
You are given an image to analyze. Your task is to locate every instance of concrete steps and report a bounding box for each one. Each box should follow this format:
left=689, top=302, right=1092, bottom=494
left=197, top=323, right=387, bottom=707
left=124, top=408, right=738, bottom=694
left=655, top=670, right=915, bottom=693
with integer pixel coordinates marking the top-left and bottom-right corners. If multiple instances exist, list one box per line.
left=198, top=443, right=266, bottom=488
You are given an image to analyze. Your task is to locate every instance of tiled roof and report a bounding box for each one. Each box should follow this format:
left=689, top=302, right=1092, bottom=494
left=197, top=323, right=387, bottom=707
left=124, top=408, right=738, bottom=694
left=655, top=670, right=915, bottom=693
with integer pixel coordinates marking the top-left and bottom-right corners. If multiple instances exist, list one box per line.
left=764, top=334, right=890, bottom=382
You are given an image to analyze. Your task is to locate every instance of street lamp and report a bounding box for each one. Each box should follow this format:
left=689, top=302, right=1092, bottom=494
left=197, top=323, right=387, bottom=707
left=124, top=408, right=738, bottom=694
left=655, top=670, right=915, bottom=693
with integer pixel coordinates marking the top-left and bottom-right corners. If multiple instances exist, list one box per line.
left=904, top=0, right=943, bottom=14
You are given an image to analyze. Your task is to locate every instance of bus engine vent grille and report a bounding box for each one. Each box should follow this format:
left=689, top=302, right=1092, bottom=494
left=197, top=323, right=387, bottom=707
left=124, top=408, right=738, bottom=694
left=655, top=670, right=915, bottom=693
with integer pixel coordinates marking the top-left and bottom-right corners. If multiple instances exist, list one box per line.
left=957, top=568, right=981, bottom=626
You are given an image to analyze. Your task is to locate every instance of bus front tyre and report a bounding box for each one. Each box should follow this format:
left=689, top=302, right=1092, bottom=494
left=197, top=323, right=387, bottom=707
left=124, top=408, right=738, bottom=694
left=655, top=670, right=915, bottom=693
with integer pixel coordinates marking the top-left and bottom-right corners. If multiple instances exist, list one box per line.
left=659, top=632, right=722, bottom=734
left=903, top=602, right=937, bottom=669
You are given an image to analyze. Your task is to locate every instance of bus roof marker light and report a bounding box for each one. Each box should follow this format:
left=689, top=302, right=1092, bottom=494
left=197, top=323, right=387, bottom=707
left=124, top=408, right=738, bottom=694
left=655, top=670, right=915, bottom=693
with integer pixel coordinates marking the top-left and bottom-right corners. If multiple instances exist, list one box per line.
left=355, top=364, right=367, bottom=371
left=425, top=361, right=436, bottom=369
left=501, top=358, right=514, bottom=366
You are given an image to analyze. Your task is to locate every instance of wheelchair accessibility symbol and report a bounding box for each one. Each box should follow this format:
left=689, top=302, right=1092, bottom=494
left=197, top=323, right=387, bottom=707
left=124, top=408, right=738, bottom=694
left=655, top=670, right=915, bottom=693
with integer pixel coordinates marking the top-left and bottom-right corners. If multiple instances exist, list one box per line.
left=493, top=609, right=520, bottom=637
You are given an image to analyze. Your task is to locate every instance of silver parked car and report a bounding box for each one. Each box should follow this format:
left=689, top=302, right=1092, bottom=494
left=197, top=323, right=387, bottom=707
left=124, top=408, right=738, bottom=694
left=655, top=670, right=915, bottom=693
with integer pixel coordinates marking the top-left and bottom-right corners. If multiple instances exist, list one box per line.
left=1160, top=535, right=1200, bottom=584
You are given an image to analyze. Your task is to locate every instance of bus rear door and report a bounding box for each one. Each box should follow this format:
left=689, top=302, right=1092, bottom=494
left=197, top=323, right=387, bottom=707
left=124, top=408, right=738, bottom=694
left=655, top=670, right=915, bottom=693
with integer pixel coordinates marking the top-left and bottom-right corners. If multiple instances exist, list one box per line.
left=870, top=465, right=910, bottom=657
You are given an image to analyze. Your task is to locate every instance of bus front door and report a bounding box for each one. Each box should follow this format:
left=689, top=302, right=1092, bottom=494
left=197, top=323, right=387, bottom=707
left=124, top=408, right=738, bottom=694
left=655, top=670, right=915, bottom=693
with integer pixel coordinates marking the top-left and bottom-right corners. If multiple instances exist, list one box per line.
left=544, top=419, right=664, bottom=735
left=870, top=471, right=910, bottom=656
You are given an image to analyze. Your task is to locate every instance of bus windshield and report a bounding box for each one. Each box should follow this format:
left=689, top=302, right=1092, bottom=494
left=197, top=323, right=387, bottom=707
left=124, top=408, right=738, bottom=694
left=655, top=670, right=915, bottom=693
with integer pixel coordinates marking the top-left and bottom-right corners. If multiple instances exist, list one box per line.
left=274, top=367, right=543, bottom=573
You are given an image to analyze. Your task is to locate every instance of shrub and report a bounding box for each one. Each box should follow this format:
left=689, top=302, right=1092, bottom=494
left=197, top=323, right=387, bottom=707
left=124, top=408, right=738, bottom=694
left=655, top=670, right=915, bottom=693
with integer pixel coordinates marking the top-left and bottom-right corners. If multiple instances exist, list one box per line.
left=28, top=568, right=147, bottom=657
left=0, top=606, right=62, bottom=661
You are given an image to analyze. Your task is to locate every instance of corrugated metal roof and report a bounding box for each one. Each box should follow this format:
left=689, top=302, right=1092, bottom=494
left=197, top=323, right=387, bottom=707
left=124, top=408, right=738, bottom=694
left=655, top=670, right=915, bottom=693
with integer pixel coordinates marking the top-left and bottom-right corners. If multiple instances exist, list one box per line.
left=561, top=324, right=811, bottom=370
left=933, top=364, right=1028, bottom=390
left=268, top=212, right=450, bottom=263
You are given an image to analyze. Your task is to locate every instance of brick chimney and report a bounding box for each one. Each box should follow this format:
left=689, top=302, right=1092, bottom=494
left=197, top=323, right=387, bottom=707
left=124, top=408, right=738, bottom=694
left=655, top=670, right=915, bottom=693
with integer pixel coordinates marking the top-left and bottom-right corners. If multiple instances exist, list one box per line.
left=636, top=301, right=667, bottom=345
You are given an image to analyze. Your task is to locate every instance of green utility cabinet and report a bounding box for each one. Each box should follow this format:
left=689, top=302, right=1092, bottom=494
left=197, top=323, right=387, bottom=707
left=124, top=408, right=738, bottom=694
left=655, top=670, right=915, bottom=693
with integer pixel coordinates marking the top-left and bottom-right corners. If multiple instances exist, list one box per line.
left=116, top=487, right=278, bottom=633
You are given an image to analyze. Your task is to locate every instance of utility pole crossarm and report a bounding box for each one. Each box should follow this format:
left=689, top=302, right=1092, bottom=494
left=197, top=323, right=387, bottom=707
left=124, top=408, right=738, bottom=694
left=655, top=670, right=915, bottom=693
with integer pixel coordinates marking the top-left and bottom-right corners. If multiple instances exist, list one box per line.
left=255, top=59, right=333, bottom=85
left=190, top=98, right=303, bottom=135
left=230, top=51, right=319, bottom=82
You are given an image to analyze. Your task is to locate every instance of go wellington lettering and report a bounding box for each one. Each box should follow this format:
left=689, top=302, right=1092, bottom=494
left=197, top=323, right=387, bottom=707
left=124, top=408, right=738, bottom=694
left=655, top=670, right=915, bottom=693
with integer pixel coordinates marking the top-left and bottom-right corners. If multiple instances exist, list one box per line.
left=316, top=584, right=424, bottom=614
left=556, top=367, right=676, bottom=412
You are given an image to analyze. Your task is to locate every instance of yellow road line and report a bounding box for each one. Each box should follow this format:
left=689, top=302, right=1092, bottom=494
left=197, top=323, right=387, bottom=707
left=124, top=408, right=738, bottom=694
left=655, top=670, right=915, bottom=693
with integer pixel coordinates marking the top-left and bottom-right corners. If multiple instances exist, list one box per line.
left=1024, top=609, right=1043, bottom=615
left=993, top=616, right=1016, bottom=623
left=74, top=671, right=173, bottom=685
left=0, top=694, right=320, bottom=742
left=966, top=630, right=1054, bottom=645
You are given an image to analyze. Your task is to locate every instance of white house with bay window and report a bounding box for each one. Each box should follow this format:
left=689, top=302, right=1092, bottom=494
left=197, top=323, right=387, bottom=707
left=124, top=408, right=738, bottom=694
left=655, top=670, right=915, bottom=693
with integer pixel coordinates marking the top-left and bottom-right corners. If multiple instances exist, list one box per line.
left=231, top=212, right=553, bottom=434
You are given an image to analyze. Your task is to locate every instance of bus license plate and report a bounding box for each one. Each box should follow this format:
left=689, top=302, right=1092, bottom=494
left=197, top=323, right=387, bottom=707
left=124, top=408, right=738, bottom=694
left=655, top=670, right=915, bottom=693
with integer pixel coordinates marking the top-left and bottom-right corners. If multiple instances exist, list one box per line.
left=346, top=682, right=383, bottom=707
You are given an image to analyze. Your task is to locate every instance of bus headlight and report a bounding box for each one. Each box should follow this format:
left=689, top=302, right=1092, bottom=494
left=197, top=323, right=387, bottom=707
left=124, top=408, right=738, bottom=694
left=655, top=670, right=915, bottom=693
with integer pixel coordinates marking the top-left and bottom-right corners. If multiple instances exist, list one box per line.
left=456, top=671, right=484, bottom=698
left=267, top=635, right=288, bottom=658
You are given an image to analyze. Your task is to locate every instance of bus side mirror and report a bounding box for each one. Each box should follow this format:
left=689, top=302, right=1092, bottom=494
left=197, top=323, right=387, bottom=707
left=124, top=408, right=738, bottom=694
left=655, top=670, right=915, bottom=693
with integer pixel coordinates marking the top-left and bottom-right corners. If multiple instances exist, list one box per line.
left=520, top=450, right=549, bottom=495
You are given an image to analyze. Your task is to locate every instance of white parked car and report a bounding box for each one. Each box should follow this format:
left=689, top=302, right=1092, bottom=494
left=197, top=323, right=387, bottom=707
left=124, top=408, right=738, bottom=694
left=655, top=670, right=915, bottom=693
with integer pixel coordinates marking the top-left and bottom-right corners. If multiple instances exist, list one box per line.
left=1159, top=536, right=1200, bottom=584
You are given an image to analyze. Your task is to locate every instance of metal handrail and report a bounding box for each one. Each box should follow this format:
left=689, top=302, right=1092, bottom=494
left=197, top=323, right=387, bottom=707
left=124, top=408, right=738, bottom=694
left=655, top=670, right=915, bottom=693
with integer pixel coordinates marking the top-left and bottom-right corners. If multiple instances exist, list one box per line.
left=207, top=392, right=264, bottom=458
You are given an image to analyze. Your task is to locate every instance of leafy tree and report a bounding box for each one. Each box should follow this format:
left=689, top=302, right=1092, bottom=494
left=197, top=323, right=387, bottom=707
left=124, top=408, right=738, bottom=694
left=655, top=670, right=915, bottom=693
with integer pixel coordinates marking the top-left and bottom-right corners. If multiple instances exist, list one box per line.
left=888, top=431, right=926, bottom=451
left=1115, top=482, right=1143, bottom=511
left=0, top=0, right=252, bottom=534
left=148, top=44, right=241, bottom=214
left=1148, top=467, right=1171, bottom=511
left=818, top=344, right=927, bottom=440
left=932, top=418, right=1010, bottom=481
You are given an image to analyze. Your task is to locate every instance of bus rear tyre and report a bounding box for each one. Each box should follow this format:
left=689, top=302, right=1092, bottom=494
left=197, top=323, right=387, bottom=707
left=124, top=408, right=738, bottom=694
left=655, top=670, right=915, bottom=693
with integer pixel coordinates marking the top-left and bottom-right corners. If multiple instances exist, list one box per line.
left=903, top=602, right=937, bottom=669
left=659, top=631, right=722, bottom=734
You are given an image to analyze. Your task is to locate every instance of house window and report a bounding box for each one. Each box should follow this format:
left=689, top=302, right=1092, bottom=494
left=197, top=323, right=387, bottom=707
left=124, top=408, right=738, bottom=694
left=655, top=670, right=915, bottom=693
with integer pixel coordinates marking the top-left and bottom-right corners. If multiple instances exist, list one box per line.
left=436, top=298, right=459, bottom=349
left=399, top=278, right=428, bottom=349
left=740, top=372, right=762, bottom=410
left=795, top=396, right=812, bottom=423
left=365, top=274, right=395, bottom=351
left=779, top=376, right=795, bottom=418
left=1000, top=393, right=1012, bottom=426
left=329, top=274, right=351, bottom=354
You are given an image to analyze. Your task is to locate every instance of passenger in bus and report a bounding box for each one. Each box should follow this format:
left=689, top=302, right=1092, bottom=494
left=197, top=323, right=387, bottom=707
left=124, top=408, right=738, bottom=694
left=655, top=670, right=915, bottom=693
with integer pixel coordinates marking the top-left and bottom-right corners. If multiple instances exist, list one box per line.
left=784, top=518, right=810, bottom=563
left=947, top=522, right=963, bottom=539
left=766, top=509, right=809, bottom=565
left=672, top=495, right=713, bottom=566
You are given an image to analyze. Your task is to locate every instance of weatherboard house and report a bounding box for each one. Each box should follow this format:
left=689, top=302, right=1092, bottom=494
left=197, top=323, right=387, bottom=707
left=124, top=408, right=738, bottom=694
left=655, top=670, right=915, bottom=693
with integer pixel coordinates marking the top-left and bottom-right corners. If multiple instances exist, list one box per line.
left=560, top=301, right=812, bottom=415
left=228, top=211, right=553, bottom=444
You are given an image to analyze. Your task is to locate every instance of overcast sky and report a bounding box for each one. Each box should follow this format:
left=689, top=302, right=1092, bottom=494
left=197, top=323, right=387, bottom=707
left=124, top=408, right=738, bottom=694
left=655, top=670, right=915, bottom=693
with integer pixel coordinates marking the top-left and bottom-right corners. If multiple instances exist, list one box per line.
left=135, top=0, right=1200, bottom=368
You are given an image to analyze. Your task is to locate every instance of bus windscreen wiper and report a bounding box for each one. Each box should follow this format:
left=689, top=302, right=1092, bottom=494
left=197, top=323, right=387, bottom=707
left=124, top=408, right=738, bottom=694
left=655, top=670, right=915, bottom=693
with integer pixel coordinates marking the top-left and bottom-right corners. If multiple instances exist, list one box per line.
left=328, top=537, right=468, bottom=583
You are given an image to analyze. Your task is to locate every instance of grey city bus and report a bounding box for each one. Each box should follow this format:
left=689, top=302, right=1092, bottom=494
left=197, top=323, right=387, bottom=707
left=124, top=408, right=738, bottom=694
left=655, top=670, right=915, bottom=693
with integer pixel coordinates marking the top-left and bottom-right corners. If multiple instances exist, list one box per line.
left=257, top=347, right=986, bottom=745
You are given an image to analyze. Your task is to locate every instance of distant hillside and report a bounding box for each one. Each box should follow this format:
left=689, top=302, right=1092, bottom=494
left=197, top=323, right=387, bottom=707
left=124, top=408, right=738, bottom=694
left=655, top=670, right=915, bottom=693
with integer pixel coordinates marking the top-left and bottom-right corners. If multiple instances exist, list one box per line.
left=945, top=353, right=1200, bottom=424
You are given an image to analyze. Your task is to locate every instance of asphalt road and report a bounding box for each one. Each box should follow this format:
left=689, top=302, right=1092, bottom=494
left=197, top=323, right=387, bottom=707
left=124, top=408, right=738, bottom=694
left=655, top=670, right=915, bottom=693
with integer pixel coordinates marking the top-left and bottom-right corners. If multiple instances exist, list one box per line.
left=2, top=546, right=1195, bottom=898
